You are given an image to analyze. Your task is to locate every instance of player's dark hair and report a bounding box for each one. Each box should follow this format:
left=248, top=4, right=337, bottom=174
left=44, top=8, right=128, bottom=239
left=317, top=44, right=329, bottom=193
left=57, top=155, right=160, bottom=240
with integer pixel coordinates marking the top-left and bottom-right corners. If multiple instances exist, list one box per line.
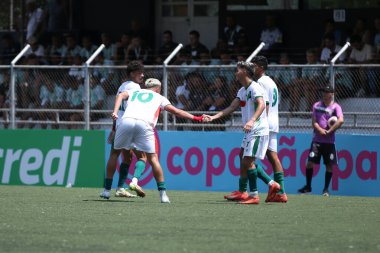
left=126, top=60, right=144, bottom=76
left=251, top=55, right=268, bottom=70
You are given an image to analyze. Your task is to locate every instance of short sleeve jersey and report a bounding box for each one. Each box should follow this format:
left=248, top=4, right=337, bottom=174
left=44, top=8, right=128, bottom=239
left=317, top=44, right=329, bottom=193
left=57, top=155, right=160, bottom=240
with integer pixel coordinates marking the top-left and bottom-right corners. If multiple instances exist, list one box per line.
left=257, top=75, right=279, bottom=133
left=116, top=80, right=140, bottom=121
left=237, top=81, right=269, bottom=136
left=312, top=101, right=343, bottom=144
left=122, top=89, right=171, bottom=127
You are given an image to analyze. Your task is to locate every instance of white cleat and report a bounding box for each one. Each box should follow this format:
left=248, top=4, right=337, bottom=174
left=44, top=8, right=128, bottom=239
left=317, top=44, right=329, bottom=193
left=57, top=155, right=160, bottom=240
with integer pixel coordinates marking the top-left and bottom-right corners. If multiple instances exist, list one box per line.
left=160, top=190, right=170, bottom=203
left=129, top=183, right=146, bottom=197
left=115, top=188, right=137, bottom=198
left=100, top=190, right=111, bottom=199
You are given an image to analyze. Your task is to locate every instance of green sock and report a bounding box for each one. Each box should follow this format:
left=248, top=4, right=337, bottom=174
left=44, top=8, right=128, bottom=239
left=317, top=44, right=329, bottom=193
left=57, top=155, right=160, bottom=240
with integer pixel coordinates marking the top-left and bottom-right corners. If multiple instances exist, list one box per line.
left=256, top=164, right=272, bottom=184
left=104, top=178, right=113, bottom=190
left=239, top=177, right=248, bottom=192
left=133, top=160, right=146, bottom=179
left=117, top=163, right=130, bottom=188
left=157, top=181, right=166, bottom=191
left=247, top=169, right=258, bottom=192
left=274, top=171, right=285, bottom=194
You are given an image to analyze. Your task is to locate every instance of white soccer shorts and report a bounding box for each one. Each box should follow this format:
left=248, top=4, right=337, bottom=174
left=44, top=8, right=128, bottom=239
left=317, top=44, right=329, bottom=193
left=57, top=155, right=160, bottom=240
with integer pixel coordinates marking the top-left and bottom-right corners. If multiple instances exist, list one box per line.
left=268, top=131, right=278, bottom=152
left=114, top=118, right=156, bottom=153
left=241, top=134, right=269, bottom=160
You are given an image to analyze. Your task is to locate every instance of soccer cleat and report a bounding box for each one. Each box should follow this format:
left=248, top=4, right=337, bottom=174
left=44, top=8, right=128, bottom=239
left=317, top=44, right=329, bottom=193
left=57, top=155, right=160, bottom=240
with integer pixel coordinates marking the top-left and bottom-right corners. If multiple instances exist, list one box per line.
left=226, top=191, right=249, bottom=201
left=160, top=190, right=170, bottom=203
left=269, top=193, right=288, bottom=203
left=238, top=195, right=260, bottom=204
left=100, top=190, right=110, bottom=199
left=298, top=185, right=312, bottom=194
left=265, top=182, right=281, bottom=202
left=115, top=188, right=137, bottom=198
left=129, top=182, right=146, bottom=197
left=322, top=189, right=330, bottom=197
left=224, top=190, right=240, bottom=199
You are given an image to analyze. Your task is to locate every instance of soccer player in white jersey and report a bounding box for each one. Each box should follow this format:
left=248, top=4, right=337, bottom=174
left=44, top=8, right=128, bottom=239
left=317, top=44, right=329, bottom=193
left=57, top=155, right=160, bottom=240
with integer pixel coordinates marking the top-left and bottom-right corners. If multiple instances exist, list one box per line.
left=100, top=61, right=145, bottom=200
left=203, top=62, right=280, bottom=204
left=111, top=78, right=203, bottom=203
left=252, top=55, right=288, bottom=203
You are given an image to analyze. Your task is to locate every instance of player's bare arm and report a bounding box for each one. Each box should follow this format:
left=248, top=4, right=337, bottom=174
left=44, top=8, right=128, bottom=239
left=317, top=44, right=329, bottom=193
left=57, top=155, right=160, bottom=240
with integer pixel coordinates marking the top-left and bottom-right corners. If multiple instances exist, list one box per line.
left=111, top=91, right=130, bottom=120
left=164, top=104, right=203, bottom=122
left=312, top=116, right=327, bottom=136
left=206, top=97, right=240, bottom=122
left=244, top=96, right=265, bottom=133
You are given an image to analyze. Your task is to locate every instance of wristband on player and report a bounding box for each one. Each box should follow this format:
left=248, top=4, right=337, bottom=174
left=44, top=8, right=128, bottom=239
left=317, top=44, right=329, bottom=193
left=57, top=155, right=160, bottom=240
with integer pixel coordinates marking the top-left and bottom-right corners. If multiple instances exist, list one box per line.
left=193, top=115, right=203, bottom=122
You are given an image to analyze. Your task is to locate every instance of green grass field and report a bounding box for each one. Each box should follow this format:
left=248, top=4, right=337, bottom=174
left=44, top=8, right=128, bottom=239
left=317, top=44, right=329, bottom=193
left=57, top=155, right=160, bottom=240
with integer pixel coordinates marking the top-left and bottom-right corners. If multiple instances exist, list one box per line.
left=1, top=185, right=380, bottom=253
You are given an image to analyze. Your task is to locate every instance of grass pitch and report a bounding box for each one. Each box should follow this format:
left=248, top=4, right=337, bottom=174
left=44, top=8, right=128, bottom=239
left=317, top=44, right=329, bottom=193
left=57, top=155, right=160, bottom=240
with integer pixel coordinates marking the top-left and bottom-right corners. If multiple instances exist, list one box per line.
left=1, top=185, right=380, bottom=253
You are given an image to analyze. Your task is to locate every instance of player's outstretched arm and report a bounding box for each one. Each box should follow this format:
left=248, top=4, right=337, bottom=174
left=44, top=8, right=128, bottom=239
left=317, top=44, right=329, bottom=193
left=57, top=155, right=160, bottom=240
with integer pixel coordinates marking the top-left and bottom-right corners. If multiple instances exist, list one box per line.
left=111, top=91, right=129, bottom=120
left=210, top=98, right=240, bottom=121
left=164, top=104, right=203, bottom=122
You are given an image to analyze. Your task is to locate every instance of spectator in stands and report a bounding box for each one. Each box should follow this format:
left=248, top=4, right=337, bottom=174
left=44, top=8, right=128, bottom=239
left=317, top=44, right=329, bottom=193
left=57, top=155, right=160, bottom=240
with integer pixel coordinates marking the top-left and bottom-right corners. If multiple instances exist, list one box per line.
left=127, top=19, right=148, bottom=43
left=45, top=34, right=65, bottom=63
left=89, top=75, right=106, bottom=121
left=26, top=0, right=44, bottom=41
left=93, top=52, right=116, bottom=95
left=320, top=33, right=346, bottom=64
left=260, top=14, right=283, bottom=54
left=38, top=74, right=64, bottom=129
left=79, top=35, right=97, bottom=59
left=17, top=54, right=41, bottom=128
left=174, top=73, right=191, bottom=130
left=100, top=33, right=116, bottom=61
left=66, top=76, right=84, bottom=128
left=223, top=15, right=245, bottom=51
left=61, top=33, right=81, bottom=64
left=156, top=30, right=179, bottom=64
left=269, top=53, right=298, bottom=106
left=0, top=70, right=10, bottom=128
left=24, top=37, right=46, bottom=61
left=320, top=19, right=343, bottom=48
left=43, top=0, right=68, bottom=35
left=204, top=76, right=229, bottom=131
left=114, top=32, right=131, bottom=65
left=289, top=48, right=324, bottom=112
left=68, top=54, right=85, bottom=82
left=348, top=35, right=376, bottom=97
left=0, top=33, right=20, bottom=64
left=233, top=32, right=252, bottom=61
left=351, top=18, right=372, bottom=45
left=210, top=39, right=228, bottom=64
left=126, top=35, right=151, bottom=65
left=183, top=30, right=209, bottom=63
left=186, top=72, right=209, bottom=112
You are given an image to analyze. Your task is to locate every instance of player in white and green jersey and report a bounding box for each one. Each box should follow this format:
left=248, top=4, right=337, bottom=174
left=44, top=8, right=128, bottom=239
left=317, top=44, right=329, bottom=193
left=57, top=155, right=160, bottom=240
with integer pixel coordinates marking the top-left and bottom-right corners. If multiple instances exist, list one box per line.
left=112, top=78, right=203, bottom=203
left=203, top=61, right=280, bottom=205
left=252, top=55, right=287, bottom=203
left=100, top=61, right=144, bottom=200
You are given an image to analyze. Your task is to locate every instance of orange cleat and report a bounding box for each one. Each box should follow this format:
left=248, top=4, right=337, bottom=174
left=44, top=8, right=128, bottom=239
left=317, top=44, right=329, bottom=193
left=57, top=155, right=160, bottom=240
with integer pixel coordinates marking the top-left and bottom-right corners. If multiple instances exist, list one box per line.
left=265, top=182, right=281, bottom=202
left=226, top=191, right=249, bottom=201
left=224, top=190, right=240, bottom=199
left=269, top=193, right=288, bottom=203
left=238, top=196, right=260, bottom=204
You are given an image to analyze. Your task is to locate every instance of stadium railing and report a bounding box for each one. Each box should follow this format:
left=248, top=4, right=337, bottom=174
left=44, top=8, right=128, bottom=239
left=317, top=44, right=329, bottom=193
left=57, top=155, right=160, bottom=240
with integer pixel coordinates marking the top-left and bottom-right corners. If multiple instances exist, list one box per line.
left=0, top=64, right=379, bottom=134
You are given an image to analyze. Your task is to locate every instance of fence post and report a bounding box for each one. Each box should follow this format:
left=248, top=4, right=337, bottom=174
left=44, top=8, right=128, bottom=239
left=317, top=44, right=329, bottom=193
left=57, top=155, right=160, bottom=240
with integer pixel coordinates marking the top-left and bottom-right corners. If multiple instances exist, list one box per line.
left=246, top=42, right=266, bottom=62
left=162, top=43, right=183, bottom=131
left=10, top=44, right=30, bottom=129
left=330, top=41, right=350, bottom=90
left=84, top=44, right=105, bottom=130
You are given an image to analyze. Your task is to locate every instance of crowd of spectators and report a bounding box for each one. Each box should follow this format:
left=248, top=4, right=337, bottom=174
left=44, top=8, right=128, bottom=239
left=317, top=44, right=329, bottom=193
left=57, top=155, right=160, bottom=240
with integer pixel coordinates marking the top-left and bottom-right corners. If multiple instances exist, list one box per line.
left=0, top=6, right=380, bottom=128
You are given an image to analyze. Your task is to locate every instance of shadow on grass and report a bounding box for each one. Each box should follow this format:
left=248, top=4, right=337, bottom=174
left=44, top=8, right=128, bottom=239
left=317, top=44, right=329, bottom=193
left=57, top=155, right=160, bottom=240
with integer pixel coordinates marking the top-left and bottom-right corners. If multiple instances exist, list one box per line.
left=82, top=199, right=136, bottom=203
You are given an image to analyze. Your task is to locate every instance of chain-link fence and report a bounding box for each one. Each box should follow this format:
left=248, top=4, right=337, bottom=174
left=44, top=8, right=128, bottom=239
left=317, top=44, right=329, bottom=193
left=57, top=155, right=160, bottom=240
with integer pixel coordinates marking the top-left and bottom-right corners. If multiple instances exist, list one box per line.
left=0, top=63, right=380, bottom=134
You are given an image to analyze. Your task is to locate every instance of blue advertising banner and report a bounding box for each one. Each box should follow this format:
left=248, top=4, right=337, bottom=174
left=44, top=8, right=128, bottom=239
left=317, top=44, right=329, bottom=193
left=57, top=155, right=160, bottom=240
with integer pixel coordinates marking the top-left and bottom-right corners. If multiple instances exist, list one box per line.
left=105, top=131, right=379, bottom=197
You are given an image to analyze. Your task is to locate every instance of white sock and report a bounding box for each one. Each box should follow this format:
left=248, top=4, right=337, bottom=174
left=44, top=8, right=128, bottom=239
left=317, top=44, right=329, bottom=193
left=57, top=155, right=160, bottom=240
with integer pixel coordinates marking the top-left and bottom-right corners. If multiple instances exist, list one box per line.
left=268, top=180, right=275, bottom=186
left=249, top=191, right=258, bottom=197
left=132, top=177, right=138, bottom=185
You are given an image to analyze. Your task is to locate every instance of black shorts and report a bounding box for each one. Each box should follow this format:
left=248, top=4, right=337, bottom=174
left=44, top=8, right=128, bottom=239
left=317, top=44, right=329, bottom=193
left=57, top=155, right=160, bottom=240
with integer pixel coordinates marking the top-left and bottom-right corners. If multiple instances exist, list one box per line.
left=307, top=142, right=338, bottom=165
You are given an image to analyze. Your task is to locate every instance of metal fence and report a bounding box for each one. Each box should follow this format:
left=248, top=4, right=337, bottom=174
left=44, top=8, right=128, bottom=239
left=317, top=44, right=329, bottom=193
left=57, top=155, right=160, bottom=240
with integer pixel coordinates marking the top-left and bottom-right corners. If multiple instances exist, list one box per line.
left=0, top=63, right=380, bottom=134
